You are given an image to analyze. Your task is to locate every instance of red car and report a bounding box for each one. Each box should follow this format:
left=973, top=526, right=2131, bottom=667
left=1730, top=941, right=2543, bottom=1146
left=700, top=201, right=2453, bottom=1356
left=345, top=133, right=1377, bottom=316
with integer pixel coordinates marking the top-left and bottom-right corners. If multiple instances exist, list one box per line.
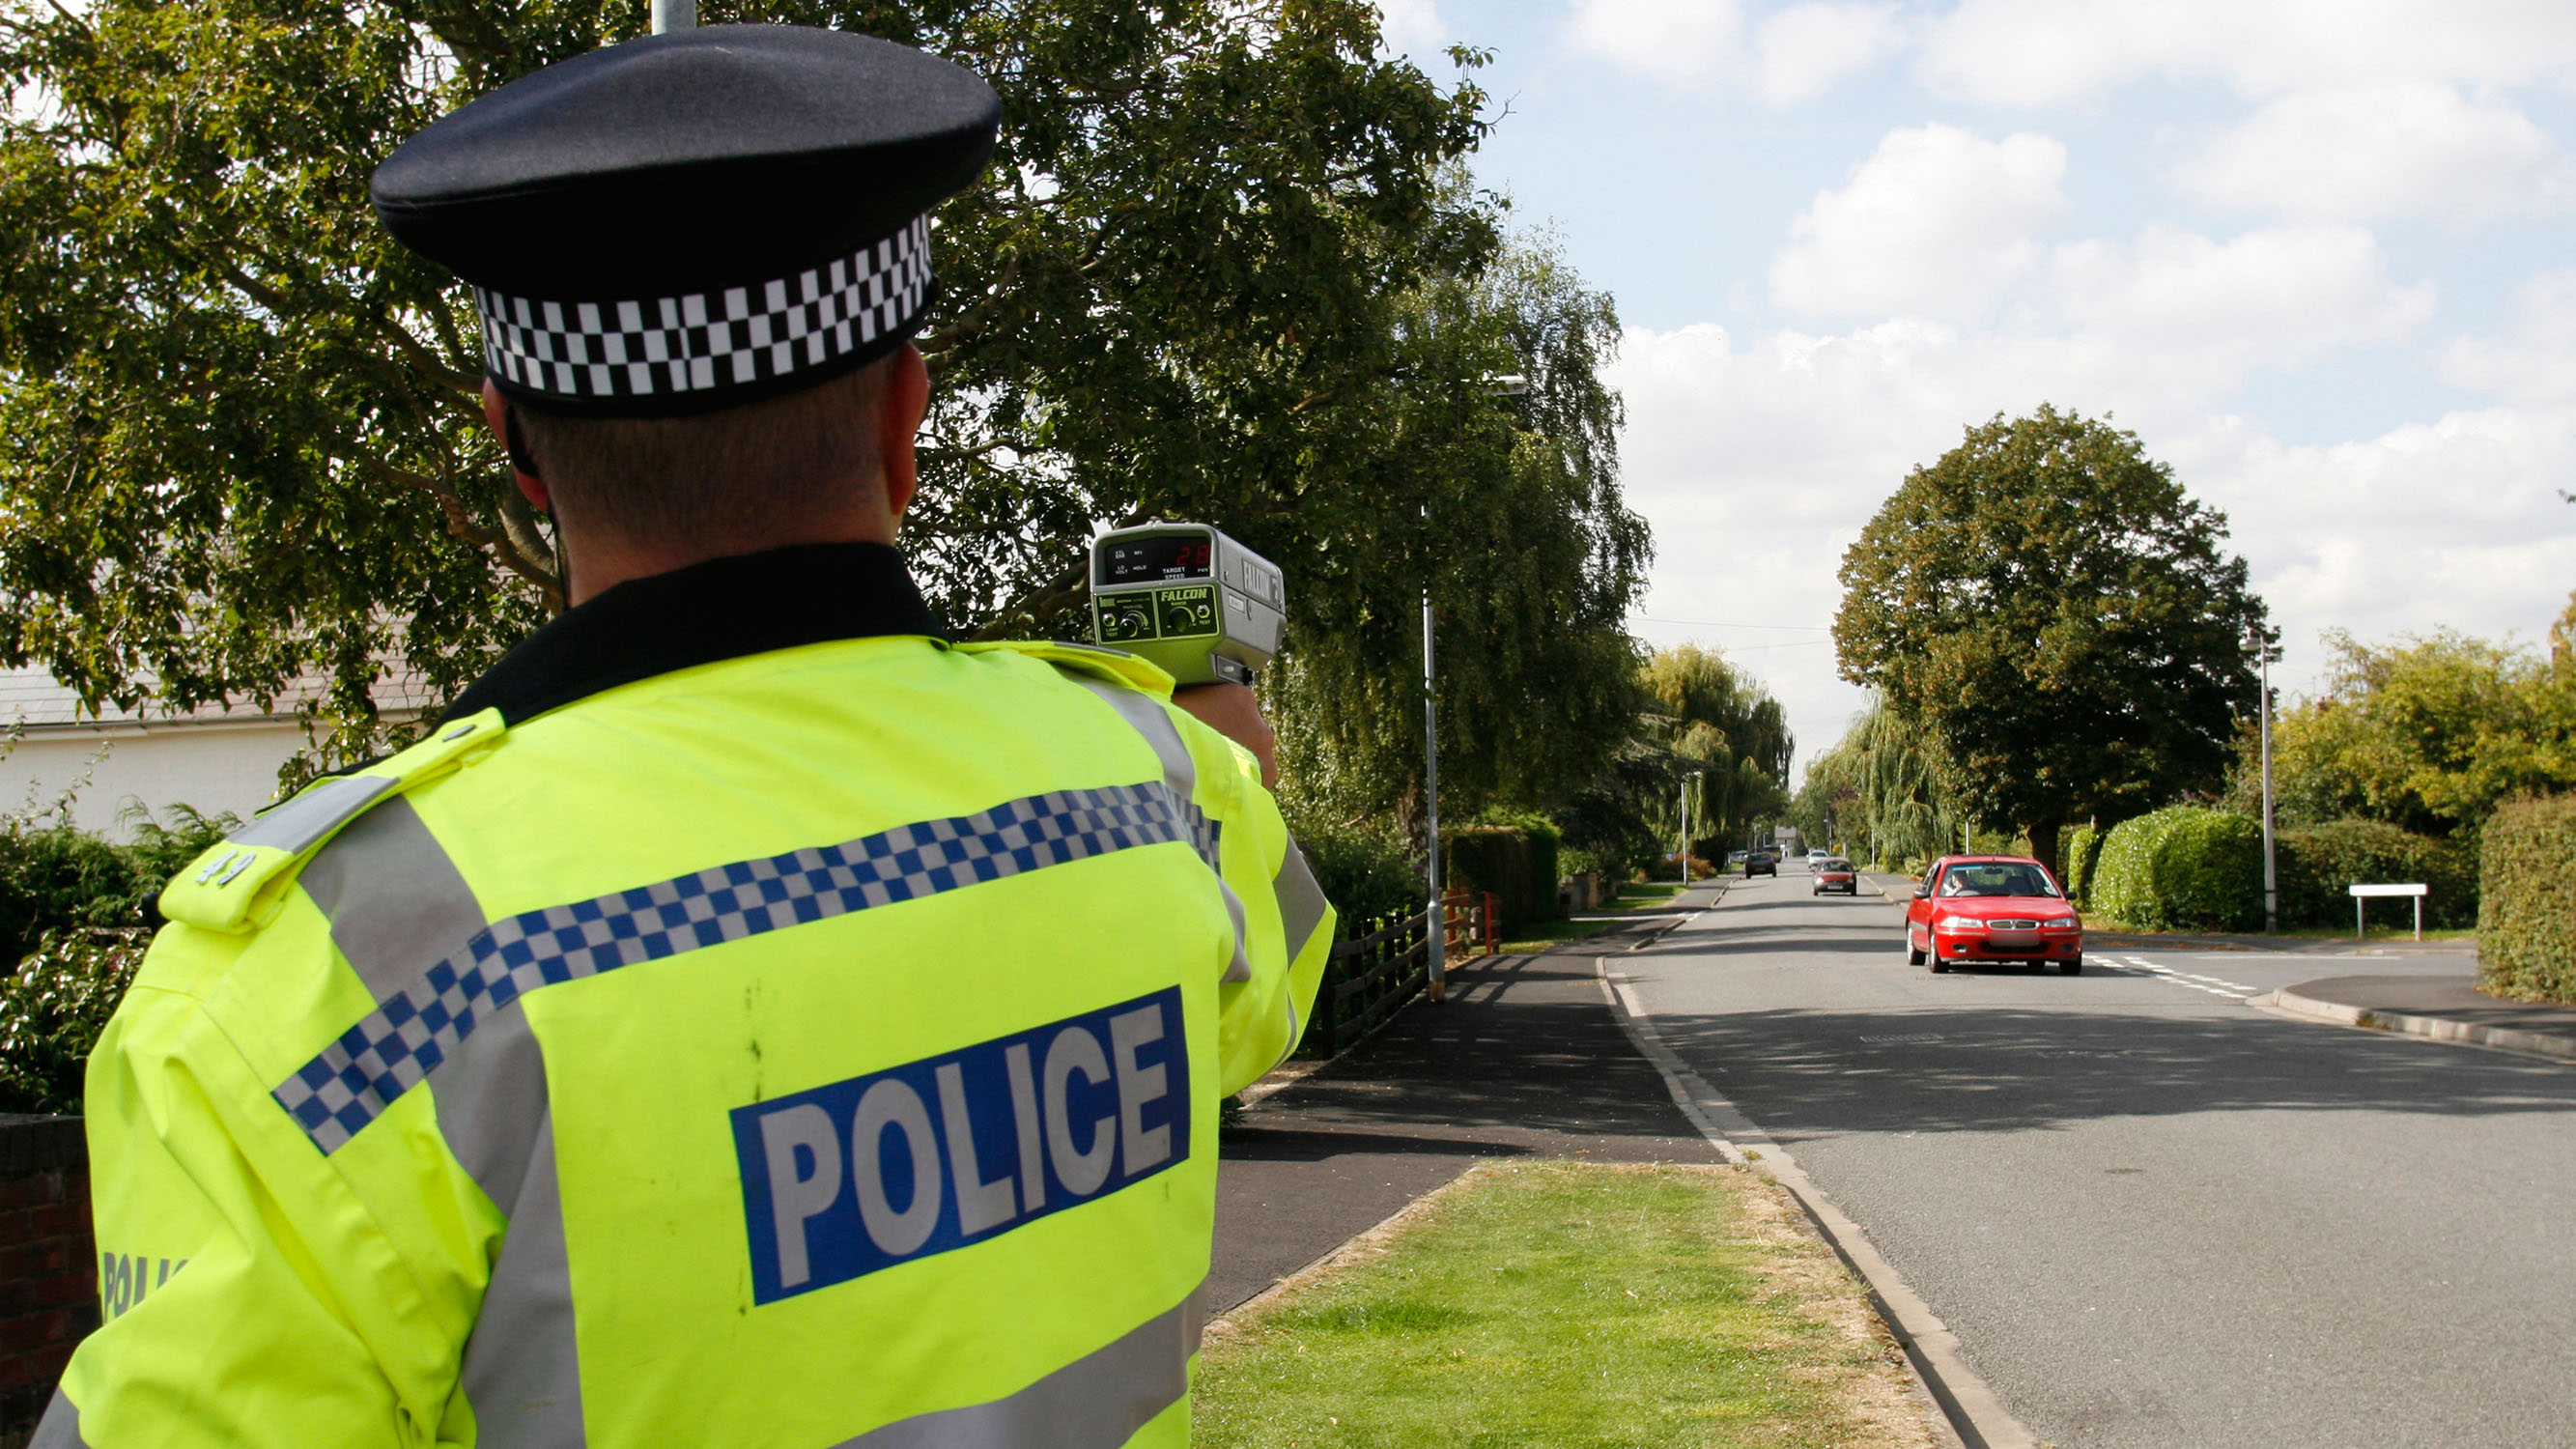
left=1904, top=855, right=2083, bottom=974
left=1812, top=858, right=1858, bottom=895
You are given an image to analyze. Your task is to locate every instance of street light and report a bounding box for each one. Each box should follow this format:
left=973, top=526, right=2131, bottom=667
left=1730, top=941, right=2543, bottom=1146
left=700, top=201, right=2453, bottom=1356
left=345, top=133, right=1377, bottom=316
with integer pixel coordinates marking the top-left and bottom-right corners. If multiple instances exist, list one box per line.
left=1681, top=770, right=1702, bottom=886
left=2252, top=624, right=2279, bottom=934
left=652, top=0, right=695, bottom=31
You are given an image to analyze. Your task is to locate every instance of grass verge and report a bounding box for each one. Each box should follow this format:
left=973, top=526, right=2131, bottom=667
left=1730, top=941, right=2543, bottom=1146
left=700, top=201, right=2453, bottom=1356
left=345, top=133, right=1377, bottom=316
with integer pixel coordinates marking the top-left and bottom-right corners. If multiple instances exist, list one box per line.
left=1193, top=1160, right=1936, bottom=1449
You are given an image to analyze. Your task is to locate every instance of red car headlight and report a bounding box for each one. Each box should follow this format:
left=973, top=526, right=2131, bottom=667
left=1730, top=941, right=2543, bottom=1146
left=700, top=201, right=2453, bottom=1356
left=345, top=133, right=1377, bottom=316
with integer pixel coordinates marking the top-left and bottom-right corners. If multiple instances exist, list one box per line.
left=1935, top=918, right=1985, bottom=933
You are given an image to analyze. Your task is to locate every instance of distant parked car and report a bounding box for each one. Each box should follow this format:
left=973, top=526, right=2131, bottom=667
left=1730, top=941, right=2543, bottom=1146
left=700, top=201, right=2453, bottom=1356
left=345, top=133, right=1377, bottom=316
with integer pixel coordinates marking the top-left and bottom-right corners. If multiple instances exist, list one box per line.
left=1726, top=849, right=1750, bottom=866
left=1812, top=858, right=1857, bottom=895
left=1904, top=855, right=2082, bottom=974
left=1745, top=850, right=1777, bottom=877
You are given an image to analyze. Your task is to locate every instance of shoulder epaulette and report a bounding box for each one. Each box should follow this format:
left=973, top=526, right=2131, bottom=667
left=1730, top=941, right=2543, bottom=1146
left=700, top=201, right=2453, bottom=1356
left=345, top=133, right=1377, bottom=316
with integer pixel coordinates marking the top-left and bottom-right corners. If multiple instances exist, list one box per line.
left=159, top=709, right=509, bottom=934
left=954, top=639, right=1176, bottom=699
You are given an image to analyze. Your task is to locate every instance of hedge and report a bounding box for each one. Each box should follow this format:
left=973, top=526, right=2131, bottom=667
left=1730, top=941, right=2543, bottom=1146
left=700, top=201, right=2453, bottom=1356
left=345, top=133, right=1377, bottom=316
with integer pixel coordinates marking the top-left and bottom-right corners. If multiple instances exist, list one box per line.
left=1288, top=821, right=1420, bottom=938
left=0, top=810, right=228, bottom=1114
left=2061, top=823, right=2107, bottom=906
left=2089, top=806, right=2264, bottom=931
left=0, top=927, right=147, bottom=1113
left=1443, top=822, right=1560, bottom=936
left=2278, top=819, right=2477, bottom=931
left=2478, top=795, right=2576, bottom=1003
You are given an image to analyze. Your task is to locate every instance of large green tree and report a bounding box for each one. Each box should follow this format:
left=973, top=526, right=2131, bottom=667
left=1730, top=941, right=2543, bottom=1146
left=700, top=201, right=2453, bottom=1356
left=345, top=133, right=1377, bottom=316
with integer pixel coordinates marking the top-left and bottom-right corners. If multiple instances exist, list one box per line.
left=1834, top=405, right=2266, bottom=872
left=0, top=0, right=1524, bottom=768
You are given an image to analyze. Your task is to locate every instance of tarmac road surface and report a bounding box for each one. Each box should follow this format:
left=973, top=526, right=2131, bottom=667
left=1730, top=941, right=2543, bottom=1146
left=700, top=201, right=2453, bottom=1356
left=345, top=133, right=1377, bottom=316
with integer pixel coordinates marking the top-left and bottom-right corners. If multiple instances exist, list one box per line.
left=1621, top=866, right=2576, bottom=1449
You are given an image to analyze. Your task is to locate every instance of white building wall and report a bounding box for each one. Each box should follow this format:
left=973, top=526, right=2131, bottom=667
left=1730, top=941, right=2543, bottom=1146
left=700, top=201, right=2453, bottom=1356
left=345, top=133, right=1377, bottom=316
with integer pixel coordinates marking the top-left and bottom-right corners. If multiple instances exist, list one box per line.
left=2, top=721, right=307, bottom=840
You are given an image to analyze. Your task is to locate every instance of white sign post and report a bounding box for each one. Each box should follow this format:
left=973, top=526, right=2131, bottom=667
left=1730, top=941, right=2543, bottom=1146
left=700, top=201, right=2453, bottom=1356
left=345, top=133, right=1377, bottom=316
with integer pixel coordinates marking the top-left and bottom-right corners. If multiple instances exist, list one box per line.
left=2348, top=882, right=2428, bottom=942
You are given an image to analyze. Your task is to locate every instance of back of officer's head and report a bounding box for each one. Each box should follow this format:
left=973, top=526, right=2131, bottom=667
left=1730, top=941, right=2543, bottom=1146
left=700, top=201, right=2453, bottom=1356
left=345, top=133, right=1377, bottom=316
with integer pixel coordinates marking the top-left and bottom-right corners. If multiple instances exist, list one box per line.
left=369, top=25, right=999, bottom=545
left=507, top=360, right=891, bottom=549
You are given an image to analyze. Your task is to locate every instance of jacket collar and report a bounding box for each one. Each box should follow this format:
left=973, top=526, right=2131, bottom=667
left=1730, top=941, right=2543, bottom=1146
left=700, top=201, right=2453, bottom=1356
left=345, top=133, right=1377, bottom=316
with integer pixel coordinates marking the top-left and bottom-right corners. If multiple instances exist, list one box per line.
left=439, top=541, right=948, bottom=727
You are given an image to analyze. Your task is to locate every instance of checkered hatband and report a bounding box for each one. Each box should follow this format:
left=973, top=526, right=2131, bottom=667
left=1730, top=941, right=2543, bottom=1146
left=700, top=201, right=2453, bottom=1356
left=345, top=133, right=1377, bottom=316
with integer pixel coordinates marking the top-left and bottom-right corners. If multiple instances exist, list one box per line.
left=271, top=780, right=1222, bottom=1154
left=473, top=213, right=933, bottom=408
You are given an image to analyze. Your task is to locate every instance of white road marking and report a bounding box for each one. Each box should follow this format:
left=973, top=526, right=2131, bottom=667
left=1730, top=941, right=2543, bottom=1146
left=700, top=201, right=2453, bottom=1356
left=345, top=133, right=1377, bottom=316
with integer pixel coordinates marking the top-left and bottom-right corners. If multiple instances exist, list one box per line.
left=2118, top=954, right=2259, bottom=1001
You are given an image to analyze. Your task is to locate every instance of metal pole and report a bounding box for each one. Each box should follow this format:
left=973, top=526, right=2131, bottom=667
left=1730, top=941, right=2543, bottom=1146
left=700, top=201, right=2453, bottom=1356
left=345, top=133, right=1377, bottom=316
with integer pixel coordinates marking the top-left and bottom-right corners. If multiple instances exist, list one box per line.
left=652, top=0, right=696, bottom=32
left=1423, top=591, right=1443, bottom=1004
left=1679, top=776, right=1690, bottom=888
left=2259, top=641, right=2278, bottom=935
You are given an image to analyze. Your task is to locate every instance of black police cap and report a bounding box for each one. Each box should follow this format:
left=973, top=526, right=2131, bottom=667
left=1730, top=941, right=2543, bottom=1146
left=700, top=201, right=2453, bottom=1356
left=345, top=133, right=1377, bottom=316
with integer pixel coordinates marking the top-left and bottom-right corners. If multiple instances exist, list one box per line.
left=374, top=26, right=1000, bottom=416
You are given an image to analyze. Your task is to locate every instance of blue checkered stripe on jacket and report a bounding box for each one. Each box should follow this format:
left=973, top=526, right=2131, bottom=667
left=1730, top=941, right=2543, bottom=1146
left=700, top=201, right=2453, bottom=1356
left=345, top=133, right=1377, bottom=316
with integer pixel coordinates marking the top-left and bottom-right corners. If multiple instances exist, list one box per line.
left=273, top=781, right=1220, bottom=1154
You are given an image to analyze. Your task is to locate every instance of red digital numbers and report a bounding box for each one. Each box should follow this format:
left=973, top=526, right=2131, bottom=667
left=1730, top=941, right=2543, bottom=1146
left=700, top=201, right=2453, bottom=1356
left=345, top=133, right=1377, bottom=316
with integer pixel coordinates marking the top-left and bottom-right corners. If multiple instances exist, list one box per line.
left=1177, top=542, right=1209, bottom=569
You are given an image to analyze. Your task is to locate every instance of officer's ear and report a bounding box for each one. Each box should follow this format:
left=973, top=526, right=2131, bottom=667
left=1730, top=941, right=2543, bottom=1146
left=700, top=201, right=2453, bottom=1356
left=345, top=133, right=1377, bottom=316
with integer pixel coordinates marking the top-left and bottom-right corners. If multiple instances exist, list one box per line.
left=879, top=342, right=928, bottom=524
left=482, top=377, right=550, bottom=514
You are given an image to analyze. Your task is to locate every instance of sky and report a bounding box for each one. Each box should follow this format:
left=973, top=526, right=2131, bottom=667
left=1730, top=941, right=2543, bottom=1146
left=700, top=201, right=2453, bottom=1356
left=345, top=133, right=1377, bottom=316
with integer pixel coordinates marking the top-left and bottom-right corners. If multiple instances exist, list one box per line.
left=1376, top=0, right=2576, bottom=777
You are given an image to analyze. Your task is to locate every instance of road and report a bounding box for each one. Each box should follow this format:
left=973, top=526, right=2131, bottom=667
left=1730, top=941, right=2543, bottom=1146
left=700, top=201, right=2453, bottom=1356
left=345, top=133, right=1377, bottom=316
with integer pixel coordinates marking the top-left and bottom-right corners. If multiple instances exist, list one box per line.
left=1620, top=866, right=2576, bottom=1449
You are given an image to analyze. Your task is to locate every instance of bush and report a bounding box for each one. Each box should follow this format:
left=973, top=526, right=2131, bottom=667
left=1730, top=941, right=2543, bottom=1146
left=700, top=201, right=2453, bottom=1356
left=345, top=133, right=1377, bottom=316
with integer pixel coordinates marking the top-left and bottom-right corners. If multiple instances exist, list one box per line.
left=2061, top=823, right=2107, bottom=905
left=2089, top=806, right=2264, bottom=931
left=1288, top=820, right=1420, bottom=938
left=1443, top=825, right=1559, bottom=935
left=0, top=927, right=147, bottom=1113
left=2277, top=819, right=2477, bottom=931
left=2478, top=795, right=2576, bottom=1002
left=0, top=807, right=229, bottom=1114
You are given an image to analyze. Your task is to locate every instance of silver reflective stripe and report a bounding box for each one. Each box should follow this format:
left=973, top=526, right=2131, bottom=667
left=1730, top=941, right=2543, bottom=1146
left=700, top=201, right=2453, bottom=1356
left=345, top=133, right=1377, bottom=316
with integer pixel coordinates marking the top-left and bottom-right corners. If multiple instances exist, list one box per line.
left=460, top=1114, right=587, bottom=1449
left=1274, top=838, right=1329, bottom=964
left=29, top=1389, right=85, bottom=1449
left=230, top=773, right=394, bottom=855
left=834, top=1287, right=1203, bottom=1449
left=1217, top=881, right=1253, bottom=985
left=1076, top=680, right=1245, bottom=980
left=298, top=797, right=489, bottom=1003
left=427, top=1003, right=551, bottom=1220
left=1072, top=681, right=1222, bottom=871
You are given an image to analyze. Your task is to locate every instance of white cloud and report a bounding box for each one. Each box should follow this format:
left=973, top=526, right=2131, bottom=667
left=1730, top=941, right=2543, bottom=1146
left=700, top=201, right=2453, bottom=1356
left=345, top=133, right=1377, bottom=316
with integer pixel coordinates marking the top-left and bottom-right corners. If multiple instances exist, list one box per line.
left=1755, top=4, right=1906, bottom=104
left=1917, top=0, right=2576, bottom=106
left=1769, top=124, right=2068, bottom=322
left=2178, top=83, right=2571, bottom=223
left=2443, top=268, right=2576, bottom=405
left=2051, top=225, right=2436, bottom=371
left=1565, top=0, right=1744, bottom=83
left=1375, top=0, right=1449, bottom=61
left=1610, top=320, right=2576, bottom=764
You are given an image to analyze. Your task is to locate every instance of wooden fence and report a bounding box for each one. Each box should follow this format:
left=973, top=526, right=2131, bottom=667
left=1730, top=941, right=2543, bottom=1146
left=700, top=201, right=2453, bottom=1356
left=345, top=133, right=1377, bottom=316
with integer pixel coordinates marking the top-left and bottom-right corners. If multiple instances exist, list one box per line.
left=1304, top=890, right=1497, bottom=1058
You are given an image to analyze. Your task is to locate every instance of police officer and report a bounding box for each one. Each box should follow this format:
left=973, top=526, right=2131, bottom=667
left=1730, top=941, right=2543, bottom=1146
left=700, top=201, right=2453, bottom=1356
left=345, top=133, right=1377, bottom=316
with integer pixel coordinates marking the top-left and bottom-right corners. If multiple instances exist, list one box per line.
left=35, top=25, right=1331, bottom=1449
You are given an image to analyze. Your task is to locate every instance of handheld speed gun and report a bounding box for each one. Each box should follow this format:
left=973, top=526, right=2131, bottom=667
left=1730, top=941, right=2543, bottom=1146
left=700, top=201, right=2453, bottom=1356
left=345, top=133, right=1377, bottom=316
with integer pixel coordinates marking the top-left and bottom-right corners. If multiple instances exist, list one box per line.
left=1089, top=524, right=1283, bottom=687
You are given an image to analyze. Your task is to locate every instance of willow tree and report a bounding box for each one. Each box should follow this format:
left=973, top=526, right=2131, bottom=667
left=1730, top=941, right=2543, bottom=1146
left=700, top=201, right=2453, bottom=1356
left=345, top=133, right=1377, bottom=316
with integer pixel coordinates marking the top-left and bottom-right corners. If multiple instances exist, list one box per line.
left=0, top=0, right=1498, bottom=766
left=1268, top=227, right=1649, bottom=835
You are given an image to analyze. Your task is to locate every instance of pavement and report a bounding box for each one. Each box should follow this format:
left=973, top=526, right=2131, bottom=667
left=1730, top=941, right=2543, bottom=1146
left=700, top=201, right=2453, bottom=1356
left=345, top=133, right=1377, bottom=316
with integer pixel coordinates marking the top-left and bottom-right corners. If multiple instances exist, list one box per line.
left=1207, top=891, right=1724, bottom=1315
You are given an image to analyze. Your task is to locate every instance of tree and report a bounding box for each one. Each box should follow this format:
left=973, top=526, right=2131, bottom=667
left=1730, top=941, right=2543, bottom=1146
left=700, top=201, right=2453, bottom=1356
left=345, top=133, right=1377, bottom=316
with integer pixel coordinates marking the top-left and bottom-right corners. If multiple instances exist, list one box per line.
left=1796, top=699, right=1958, bottom=869
left=1834, top=405, right=2266, bottom=872
left=2222, top=628, right=2576, bottom=838
left=0, top=0, right=1500, bottom=767
left=1641, top=644, right=1790, bottom=848
left=1546, top=645, right=1787, bottom=871
left=1268, top=224, right=1648, bottom=835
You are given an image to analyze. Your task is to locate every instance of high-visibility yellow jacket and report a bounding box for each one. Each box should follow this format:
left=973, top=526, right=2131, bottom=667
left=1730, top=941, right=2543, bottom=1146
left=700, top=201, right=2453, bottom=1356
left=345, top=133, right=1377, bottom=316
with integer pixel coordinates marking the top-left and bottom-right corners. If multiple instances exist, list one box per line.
left=35, top=542, right=1332, bottom=1449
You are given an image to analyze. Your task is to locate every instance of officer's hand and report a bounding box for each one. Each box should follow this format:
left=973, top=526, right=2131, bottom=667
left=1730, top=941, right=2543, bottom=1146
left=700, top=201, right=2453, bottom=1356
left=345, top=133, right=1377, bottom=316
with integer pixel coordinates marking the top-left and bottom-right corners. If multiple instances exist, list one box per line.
left=1172, top=683, right=1279, bottom=792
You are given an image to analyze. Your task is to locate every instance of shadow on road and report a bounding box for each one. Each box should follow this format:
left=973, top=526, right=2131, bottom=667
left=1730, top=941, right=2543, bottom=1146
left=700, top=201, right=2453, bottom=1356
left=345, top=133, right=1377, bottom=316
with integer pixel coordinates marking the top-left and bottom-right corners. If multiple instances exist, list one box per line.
left=1639, top=1002, right=2576, bottom=1143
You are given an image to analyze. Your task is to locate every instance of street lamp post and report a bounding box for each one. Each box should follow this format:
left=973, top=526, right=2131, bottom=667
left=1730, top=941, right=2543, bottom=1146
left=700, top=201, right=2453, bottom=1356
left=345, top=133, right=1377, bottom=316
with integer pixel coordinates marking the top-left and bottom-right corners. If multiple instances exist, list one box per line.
left=1680, top=771, right=1702, bottom=886
left=1423, top=591, right=1443, bottom=1003
left=652, top=0, right=695, bottom=31
left=2255, top=627, right=2278, bottom=934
